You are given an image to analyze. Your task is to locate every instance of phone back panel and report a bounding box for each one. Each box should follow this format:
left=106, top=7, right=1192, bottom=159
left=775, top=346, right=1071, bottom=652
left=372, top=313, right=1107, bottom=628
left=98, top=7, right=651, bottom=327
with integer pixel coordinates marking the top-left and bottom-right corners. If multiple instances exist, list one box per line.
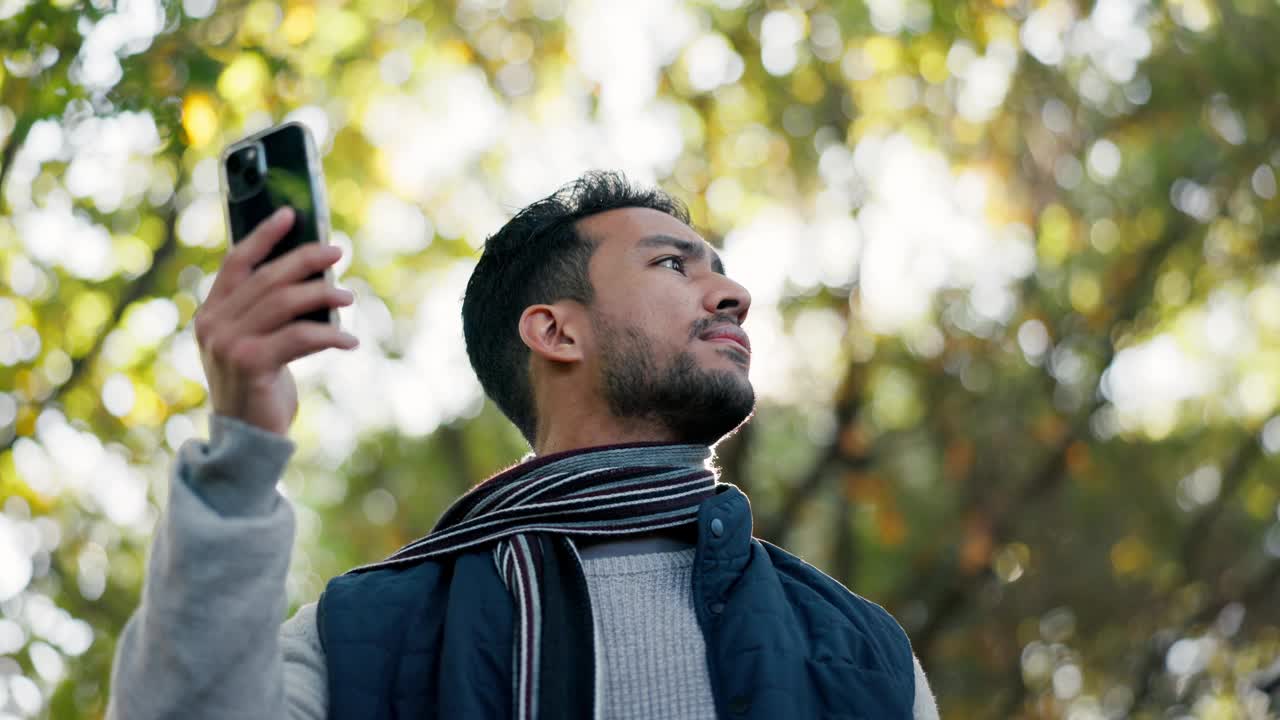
left=224, top=123, right=330, bottom=324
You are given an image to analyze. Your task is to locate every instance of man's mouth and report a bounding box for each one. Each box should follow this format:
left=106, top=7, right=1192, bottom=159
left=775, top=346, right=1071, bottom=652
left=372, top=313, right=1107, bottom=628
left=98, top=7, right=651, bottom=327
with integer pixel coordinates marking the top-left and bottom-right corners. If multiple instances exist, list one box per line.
left=701, top=326, right=751, bottom=355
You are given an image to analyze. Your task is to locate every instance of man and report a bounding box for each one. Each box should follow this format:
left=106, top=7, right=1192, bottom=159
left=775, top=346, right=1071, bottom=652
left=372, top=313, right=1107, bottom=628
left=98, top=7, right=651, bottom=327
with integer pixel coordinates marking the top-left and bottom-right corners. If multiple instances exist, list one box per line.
left=108, top=171, right=940, bottom=719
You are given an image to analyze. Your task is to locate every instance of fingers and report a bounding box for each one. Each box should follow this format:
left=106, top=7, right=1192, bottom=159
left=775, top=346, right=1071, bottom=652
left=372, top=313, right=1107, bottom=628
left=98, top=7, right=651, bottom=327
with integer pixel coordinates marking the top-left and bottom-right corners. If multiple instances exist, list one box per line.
left=220, top=241, right=343, bottom=322
left=196, top=207, right=356, bottom=370
left=255, top=321, right=359, bottom=370
left=236, top=279, right=355, bottom=337
left=207, top=207, right=296, bottom=304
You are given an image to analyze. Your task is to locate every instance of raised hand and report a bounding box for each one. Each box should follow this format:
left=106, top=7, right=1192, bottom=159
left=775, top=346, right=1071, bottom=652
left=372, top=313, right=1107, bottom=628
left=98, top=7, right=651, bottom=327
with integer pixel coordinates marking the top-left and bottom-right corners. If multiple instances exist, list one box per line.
left=193, top=207, right=357, bottom=437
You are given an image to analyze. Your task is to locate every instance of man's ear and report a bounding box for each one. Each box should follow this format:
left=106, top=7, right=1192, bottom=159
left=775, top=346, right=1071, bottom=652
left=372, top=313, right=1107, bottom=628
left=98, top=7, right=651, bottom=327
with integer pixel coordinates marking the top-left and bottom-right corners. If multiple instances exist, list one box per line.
left=518, top=303, right=584, bottom=364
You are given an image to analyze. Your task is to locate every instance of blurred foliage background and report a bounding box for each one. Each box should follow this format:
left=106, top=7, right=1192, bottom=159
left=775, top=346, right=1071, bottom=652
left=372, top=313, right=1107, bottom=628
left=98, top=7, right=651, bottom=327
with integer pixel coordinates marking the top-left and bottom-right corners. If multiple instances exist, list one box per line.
left=1, top=0, right=1279, bottom=717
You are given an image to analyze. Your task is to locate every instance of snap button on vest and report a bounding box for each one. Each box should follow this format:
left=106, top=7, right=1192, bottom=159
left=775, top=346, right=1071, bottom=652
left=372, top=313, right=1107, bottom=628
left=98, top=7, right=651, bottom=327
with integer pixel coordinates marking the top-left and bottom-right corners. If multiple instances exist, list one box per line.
left=710, top=602, right=725, bottom=614
left=710, top=518, right=725, bottom=537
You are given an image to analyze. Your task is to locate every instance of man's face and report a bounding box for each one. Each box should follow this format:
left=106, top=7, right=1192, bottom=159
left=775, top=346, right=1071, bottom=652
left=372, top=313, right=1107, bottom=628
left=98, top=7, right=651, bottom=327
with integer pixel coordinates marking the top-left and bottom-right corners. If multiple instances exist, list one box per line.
left=578, top=207, right=755, bottom=446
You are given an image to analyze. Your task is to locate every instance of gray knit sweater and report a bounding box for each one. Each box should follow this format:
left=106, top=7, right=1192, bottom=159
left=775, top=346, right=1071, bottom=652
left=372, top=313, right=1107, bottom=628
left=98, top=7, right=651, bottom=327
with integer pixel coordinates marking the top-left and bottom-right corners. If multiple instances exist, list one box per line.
left=106, top=414, right=939, bottom=719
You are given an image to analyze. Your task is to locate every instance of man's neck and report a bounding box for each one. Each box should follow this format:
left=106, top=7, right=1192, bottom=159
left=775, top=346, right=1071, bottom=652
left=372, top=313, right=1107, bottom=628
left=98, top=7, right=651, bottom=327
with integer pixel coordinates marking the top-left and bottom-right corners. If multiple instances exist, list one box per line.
left=533, top=417, right=682, bottom=457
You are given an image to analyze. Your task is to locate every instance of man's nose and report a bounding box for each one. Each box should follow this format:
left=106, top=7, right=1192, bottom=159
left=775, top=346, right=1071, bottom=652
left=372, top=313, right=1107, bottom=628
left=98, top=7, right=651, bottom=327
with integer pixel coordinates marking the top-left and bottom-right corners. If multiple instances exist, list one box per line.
left=707, top=276, right=752, bottom=324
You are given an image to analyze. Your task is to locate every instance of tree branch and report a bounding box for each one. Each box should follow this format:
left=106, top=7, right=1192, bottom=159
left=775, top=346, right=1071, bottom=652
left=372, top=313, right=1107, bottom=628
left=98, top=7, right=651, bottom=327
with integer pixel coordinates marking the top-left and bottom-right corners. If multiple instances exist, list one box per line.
left=758, top=358, right=870, bottom=541
left=909, top=215, right=1186, bottom=659
left=1120, top=431, right=1266, bottom=708
left=1178, top=434, right=1264, bottom=576
left=0, top=115, right=32, bottom=215
left=0, top=124, right=24, bottom=206
left=1, top=204, right=180, bottom=456
left=1129, top=555, right=1280, bottom=710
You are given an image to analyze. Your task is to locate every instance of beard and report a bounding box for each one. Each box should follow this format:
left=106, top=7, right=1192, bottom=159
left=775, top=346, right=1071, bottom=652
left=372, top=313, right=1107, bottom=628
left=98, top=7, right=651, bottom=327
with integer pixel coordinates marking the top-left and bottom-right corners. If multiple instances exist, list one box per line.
left=594, top=315, right=755, bottom=447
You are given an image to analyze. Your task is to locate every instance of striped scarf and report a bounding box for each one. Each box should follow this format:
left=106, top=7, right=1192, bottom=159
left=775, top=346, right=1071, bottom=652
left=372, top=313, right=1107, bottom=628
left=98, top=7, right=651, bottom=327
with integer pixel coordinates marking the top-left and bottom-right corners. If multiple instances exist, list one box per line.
left=346, top=441, right=721, bottom=720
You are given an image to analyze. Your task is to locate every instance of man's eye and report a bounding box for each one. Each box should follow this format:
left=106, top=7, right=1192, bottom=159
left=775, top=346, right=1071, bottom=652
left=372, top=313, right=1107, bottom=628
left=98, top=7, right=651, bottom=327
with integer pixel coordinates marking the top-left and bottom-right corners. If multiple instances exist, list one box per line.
left=657, top=256, right=686, bottom=273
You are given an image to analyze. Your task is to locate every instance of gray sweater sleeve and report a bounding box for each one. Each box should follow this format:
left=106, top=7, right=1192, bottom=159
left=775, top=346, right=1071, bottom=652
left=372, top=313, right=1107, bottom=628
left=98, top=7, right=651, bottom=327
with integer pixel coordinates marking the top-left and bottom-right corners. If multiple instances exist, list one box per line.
left=913, top=654, right=941, bottom=720
left=106, top=414, right=329, bottom=720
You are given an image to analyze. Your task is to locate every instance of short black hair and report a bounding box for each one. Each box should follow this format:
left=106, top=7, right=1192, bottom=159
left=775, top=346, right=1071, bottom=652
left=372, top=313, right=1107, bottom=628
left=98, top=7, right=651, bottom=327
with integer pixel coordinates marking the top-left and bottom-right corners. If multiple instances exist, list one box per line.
left=461, top=170, right=691, bottom=446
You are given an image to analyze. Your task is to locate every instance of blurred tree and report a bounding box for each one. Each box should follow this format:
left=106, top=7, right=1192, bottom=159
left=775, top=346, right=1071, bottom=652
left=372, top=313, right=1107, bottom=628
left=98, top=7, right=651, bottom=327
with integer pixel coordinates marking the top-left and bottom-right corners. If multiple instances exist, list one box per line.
left=1, top=0, right=1278, bottom=717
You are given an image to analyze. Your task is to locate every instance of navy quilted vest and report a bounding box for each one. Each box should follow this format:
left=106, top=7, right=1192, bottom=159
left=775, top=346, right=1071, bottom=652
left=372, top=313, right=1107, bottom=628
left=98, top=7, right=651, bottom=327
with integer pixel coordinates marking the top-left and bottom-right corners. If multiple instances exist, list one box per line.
left=318, top=485, right=916, bottom=718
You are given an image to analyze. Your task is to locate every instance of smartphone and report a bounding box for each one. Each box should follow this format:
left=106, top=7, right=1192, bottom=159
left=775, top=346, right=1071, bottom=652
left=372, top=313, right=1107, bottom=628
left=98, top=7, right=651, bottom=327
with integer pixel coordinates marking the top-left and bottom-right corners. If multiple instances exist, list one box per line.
left=220, top=121, right=337, bottom=327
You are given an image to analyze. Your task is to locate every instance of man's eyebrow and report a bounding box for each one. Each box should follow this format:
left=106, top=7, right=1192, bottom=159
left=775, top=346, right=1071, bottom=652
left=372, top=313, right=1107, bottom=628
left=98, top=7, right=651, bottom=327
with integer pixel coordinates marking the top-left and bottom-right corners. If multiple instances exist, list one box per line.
left=637, top=234, right=726, bottom=275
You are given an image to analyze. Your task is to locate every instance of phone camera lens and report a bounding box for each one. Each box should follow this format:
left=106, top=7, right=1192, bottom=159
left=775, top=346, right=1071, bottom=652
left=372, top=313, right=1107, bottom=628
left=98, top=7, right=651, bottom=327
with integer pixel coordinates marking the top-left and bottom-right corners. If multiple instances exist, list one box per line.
left=243, top=166, right=261, bottom=185
left=245, top=147, right=257, bottom=162
left=227, top=153, right=243, bottom=173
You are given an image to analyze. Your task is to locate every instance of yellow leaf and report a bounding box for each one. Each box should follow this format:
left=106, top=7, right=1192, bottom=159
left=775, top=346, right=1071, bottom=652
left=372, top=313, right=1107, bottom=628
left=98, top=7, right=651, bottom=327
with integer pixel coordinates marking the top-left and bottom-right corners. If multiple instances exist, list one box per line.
left=1038, top=203, right=1074, bottom=267
left=1244, top=482, right=1276, bottom=519
left=863, top=37, right=901, bottom=73
left=313, top=8, right=368, bottom=57
left=217, top=53, right=271, bottom=105
left=282, top=4, right=316, bottom=46
left=123, top=381, right=167, bottom=428
left=919, top=49, right=948, bottom=84
left=66, top=291, right=113, bottom=358
left=790, top=66, right=825, bottom=104
left=1110, top=535, right=1151, bottom=576
left=1069, top=272, right=1102, bottom=314
left=182, top=92, right=219, bottom=149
